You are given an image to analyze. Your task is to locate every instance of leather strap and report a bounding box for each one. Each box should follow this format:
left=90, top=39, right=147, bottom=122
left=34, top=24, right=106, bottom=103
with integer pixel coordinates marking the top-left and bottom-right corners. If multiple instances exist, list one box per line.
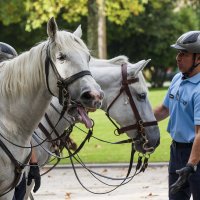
left=0, top=139, right=32, bottom=197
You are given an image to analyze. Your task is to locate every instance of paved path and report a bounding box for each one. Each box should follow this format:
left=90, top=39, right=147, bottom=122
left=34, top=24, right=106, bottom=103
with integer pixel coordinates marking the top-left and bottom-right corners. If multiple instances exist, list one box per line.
left=31, top=165, right=169, bottom=200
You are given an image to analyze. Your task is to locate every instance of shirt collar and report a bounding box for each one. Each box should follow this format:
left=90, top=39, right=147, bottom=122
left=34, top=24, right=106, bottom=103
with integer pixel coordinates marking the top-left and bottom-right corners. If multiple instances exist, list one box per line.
left=184, top=72, right=200, bottom=84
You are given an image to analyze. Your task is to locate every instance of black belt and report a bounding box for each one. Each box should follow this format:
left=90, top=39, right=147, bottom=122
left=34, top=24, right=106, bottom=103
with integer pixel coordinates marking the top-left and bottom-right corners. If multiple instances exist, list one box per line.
left=172, top=140, right=193, bottom=148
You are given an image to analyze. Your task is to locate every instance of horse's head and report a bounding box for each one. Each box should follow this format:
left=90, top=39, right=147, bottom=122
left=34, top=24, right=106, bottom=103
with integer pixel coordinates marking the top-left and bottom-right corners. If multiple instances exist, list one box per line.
left=91, top=59, right=160, bottom=154
left=45, top=18, right=103, bottom=123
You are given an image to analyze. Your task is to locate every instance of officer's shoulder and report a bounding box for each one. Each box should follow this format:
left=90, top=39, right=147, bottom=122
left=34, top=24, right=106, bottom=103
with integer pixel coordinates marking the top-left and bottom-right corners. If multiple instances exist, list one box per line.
left=171, top=72, right=181, bottom=83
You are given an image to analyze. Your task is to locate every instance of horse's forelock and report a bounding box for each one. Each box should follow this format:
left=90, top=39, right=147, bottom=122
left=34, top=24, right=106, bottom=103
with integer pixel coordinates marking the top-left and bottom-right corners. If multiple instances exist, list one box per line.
left=57, top=31, right=90, bottom=54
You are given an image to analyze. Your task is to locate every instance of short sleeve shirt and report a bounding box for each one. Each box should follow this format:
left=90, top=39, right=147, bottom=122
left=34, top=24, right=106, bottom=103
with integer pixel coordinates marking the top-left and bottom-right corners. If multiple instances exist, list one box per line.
left=163, top=72, right=200, bottom=143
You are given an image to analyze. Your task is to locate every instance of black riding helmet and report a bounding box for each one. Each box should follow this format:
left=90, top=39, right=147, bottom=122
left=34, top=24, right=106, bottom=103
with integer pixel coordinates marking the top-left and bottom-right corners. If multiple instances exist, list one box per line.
left=0, top=42, right=18, bottom=62
left=171, top=31, right=200, bottom=77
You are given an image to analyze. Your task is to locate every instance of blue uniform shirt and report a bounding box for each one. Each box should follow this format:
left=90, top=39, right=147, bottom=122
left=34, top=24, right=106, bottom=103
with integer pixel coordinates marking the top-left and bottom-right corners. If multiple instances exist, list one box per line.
left=163, top=72, right=200, bottom=143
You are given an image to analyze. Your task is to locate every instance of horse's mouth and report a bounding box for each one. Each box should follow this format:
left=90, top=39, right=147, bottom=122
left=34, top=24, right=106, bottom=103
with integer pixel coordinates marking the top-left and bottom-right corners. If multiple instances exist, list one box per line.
left=67, top=103, right=94, bottom=129
left=77, top=106, right=93, bottom=129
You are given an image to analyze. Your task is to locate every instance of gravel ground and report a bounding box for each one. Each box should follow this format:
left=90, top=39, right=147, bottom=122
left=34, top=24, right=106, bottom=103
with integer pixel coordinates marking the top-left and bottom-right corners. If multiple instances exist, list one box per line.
left=31, top=165, right=169, bottom=200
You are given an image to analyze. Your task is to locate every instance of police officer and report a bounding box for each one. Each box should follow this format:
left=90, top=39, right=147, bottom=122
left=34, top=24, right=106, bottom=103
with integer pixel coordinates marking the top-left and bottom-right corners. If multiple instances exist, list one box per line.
left=154, top=31, right=200, bottom=200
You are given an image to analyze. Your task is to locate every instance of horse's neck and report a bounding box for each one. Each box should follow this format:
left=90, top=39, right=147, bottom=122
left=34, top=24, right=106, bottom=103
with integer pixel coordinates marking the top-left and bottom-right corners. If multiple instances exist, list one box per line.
left=0, top=45, right=53, bottom=144
left=0, top=90, right=51, bottom=143
left=37, top=98, right=71, bottom=138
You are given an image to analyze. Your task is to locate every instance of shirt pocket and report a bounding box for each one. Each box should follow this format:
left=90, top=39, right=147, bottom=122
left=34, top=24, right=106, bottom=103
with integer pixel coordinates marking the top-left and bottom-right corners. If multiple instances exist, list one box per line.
left=179, top=98, right=188, bottom=106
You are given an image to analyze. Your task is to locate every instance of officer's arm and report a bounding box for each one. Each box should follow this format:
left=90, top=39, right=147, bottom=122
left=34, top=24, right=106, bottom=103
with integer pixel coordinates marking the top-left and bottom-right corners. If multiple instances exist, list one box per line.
left=153, top=104, right=169, bottom=122
left=27, top=148, right=41, bottom=193
left=30, top=148, right=37, bottom=164
left=188, top=125, right=200, bottom=165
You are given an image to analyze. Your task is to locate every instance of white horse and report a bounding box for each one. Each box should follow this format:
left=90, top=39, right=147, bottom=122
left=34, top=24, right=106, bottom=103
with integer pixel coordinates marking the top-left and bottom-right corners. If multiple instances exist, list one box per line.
left=0, top=17, right=103, bottom=200
left=25, top=56, right=160, bottom=199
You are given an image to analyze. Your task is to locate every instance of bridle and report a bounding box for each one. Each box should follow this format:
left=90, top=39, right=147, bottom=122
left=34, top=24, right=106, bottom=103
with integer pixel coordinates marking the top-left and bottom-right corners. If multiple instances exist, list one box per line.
left=45, top=42, right=92, bottom=105
left=105, top=63, right=158, bottom=152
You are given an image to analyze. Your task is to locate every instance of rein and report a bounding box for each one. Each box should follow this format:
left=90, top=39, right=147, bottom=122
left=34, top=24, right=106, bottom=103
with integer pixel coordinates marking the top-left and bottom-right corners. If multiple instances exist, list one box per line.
left=34, top=102, right=94, bottom=160
left=106, top=63, right=158, bottom=152
left=65, top=141, right=150, bottom=194
left=0, top=140, right=32, bottom=197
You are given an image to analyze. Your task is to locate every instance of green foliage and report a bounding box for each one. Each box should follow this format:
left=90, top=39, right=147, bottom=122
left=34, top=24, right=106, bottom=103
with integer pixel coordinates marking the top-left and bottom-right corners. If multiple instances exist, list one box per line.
left=25, top=0, right=88, bottom=31
left=107, top=0, right=199, bottom=87
left=105, top=0, right=147, bottom=25
left=0, top=0, right=147, bottom=31
left=0, top=0, right=25, bottom=25
left=174, top=7, right=200, bottom=33
left=0, top=22, right=47, bottom=53
left=107, top=1, right=176, bottom=62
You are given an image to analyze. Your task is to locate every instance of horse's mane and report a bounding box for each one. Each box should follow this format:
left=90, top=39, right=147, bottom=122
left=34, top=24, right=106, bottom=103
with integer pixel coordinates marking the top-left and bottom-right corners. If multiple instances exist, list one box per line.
left=107, top=55, right=129, bottom=65
left=0, top=42, right=45, bottom=100
left=90, top=55, right=129, bottom=68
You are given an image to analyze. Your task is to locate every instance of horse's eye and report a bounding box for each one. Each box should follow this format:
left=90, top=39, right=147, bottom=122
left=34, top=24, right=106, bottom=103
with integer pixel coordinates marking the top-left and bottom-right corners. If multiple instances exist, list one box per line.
left=137, top=92, right=146, bottom=101
left=57, top=53, right=67, bottom=61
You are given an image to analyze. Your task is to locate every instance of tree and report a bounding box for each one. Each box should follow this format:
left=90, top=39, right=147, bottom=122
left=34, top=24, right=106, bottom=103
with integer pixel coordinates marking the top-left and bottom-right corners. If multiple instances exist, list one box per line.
left=107, top=0, right=199, bottom=87
left=87, top=0, right=99, bottom=57
left=0, top=0, right=147, bottom=58
left=97, top=0, right=107, bottom=58
left=0, top=0, right=25, bottom=25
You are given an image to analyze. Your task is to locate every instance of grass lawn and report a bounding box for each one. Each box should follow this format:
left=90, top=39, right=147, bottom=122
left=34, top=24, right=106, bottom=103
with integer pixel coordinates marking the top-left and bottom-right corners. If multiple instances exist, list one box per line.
left=57, top=87, right=171, bottom=164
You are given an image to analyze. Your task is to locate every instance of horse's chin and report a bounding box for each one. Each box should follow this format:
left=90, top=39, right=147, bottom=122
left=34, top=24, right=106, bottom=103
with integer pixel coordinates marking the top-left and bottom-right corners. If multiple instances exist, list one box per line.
left=134, top=141, right=155, bottom=154
left=87, top=108, right=97, bottom=112
left=134, top=142, right=146, bottom=154
left=126, top=126, right=160, bottom=154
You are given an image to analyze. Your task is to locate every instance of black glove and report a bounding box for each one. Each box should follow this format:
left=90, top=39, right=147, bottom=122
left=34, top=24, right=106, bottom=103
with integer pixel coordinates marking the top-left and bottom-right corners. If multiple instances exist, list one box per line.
left=27, top=163, right=41, bottom=193
left=170, top=164, right=196, bottom=195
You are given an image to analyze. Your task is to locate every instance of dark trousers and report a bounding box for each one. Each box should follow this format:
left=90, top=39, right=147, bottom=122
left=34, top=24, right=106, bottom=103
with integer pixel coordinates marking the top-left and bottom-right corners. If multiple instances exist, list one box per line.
left=12, top=173, right=26, bottom=200
left=168, top=141, right=200, bottom=200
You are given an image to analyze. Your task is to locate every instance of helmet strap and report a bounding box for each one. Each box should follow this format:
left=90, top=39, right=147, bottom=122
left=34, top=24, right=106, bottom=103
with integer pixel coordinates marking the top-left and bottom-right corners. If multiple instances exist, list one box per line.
left=182, top=53, right=200, bottom=78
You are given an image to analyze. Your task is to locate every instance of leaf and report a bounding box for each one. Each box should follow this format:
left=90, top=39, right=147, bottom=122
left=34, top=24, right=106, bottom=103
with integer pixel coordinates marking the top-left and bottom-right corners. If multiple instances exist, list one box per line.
left=65, top=192, right=71, bottom=200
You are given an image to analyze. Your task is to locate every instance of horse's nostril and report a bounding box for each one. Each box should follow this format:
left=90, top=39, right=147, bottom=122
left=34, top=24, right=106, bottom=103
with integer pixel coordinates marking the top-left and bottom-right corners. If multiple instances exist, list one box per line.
left=156, top=138, right=160, bottom=147
left=100, top=91, right=104, bottom=100
left=81, top=91, right=93, bottom=100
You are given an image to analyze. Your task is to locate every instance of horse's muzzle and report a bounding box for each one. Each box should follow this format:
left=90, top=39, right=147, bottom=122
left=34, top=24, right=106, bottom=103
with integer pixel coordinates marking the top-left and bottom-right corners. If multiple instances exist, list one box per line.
left=80, top=89, right=104, bottom=109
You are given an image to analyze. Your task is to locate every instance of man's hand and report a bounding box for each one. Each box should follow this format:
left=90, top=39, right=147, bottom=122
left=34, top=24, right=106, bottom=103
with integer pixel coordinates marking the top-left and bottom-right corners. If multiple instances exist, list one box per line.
left=27, top=163, right=41, bottom=193
left=170, top=164, right=196, bottom=195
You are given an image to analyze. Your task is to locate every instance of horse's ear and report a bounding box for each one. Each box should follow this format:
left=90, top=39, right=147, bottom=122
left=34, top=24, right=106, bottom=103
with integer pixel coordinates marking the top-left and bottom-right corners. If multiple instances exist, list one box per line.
left=73, top=25, right=82, bottom=38
left=47, top=17, right=58, bottom=40
left=128, top=59, right=151, bottom=77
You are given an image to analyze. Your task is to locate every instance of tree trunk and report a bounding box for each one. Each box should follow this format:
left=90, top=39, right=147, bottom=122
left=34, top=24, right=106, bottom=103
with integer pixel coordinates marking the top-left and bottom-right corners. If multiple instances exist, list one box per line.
left=87, top=0, right=99, bottom=57
left=98, top=0, right=107, bottom=59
